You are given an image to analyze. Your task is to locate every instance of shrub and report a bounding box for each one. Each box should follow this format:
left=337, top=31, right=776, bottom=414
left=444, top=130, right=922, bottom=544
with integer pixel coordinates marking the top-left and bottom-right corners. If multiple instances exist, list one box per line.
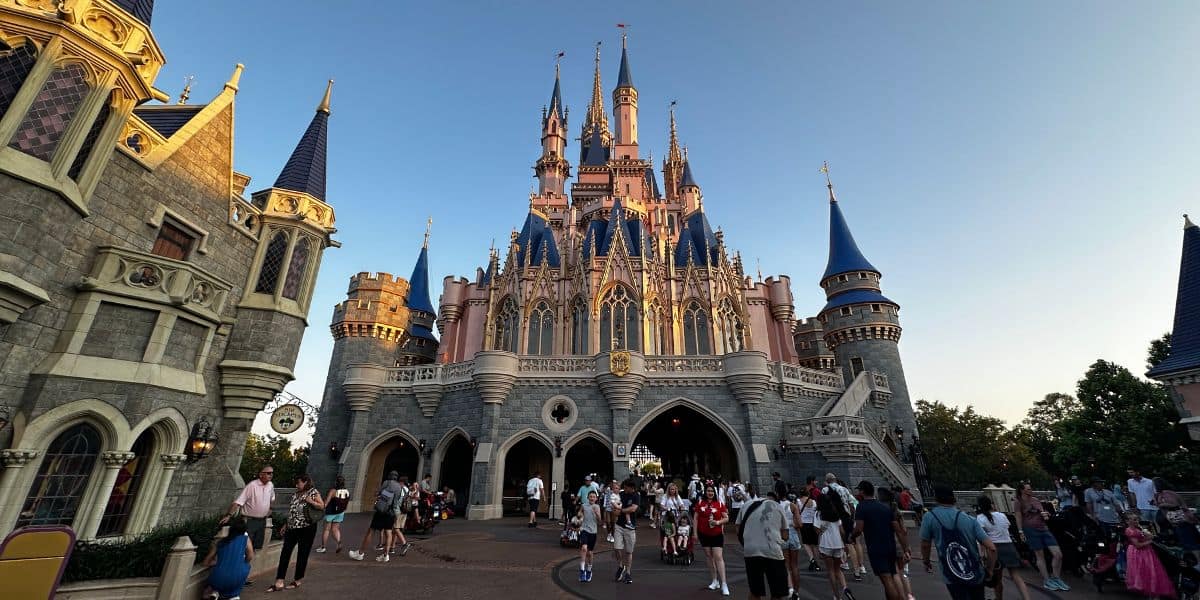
left=62, top=514, right=223, bottom=583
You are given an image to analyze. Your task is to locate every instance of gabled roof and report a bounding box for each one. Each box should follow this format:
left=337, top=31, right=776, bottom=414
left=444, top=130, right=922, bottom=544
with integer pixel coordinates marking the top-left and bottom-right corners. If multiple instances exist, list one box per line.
left=581, top=201, right=647, bottom=259
left=1149, top=218, right=1200, bottom=378
left=616, top=44, right=634, bottom=89
left=407, top=245, right=436, bottom=315
left=822, top=198, right=878, bottom=281
left=679, top=159, right=698, bottom=188
left=674, top=210, right=719, bottom=267
left=113, top=0, right=154, bottom=24
left=132, top=105, right=204, bottom=138
left=581, top=128, right=609, bottom=166
left=515, top=210, right=561, bottom=268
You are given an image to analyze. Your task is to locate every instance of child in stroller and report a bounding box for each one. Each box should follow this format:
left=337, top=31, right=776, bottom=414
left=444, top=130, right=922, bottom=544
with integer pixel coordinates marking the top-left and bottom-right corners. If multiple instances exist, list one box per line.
left=560, top=512, right=582, bottom=548
left=661, top=511, right=677, bottom=555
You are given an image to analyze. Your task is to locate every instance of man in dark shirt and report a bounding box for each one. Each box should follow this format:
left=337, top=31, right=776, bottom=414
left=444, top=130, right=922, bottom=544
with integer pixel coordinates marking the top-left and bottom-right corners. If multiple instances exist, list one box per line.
left=851, top=480, right=910, bottom=600
left=613, top=479, right=641, bottom=584
left=772, top=472, right=788, bottom=500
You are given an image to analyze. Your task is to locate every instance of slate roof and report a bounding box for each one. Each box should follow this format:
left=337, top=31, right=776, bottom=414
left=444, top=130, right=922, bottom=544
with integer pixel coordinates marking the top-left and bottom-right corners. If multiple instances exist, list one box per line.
left=1148, top=219, right=1200, bottom=378
left=821, top=289, right=898, bottom=313
left=132, top=105, right=204, bottom=138
left=822, top=198, right=879, bottom=281
left=616, top=45, right=634, bottom=89
left=112, top=0, right=154, bottom=24
left=644, top=167, right=660, bottom=199
left=581, top=128, right=609, bottom=166
left=408, top=322, right=438, bottom=342
left=548, top=71, right=564, bottom=121
left=582, top=200, right=647, bottom=259
left=272, top=109, right=329, bottom=201
left=514, top=210, right=561, bottom=268
left=679, top=160, right=698, bottom=188
left=674, top=210, right=719, bottom=267
left=407, top=246, right=436, bottom=315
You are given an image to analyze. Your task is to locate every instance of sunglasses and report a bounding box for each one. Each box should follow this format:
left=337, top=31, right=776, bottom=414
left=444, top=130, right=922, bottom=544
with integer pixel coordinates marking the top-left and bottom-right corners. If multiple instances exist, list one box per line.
left=260, top=472, right=274, bottom=476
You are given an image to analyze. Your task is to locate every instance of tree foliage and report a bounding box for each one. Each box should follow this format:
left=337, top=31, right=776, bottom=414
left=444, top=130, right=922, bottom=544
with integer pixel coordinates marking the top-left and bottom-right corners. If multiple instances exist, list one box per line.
left=916, top=400, right=1049, bottom=490
left=1147, top=332, right=1172, bottom=371
left=239, top=434, right=309, bottom=486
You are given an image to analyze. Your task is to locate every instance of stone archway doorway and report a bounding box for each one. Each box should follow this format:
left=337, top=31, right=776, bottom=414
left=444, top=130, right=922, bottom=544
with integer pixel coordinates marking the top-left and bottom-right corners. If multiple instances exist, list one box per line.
left=631, top=405, right=740, bottom=483
left=564, top=436, right=610, bottom=496
left=363, top=435, right=421, bottom=497
left=501, top=437, right=552, bottom=517
left=438, top=435, right=472, bottom=515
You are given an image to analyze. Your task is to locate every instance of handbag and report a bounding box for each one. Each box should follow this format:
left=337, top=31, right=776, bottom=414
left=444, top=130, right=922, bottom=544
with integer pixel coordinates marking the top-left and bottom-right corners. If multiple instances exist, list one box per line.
left=301, top=491, right=320, bottom=524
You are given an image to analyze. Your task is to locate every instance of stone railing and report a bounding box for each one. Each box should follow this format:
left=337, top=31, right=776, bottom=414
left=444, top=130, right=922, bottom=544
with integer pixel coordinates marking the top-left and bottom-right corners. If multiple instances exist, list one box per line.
left=517, top=357, right=596, bottom=373
left=77, top=246, right=234, bottom=324
left=784, top=414, right=916, bottom=491
left=644, top=357, right=726, bottom=373
left=786, top=415, right=869, bottom=444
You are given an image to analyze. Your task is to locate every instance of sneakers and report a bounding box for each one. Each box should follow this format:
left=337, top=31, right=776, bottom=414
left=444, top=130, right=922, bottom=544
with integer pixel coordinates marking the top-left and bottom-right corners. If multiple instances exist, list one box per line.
left=622, top=522, right=636, bottom=530
left=1045, top=577, right=1071, bottom=591
left=615, top=565, right=625, bottom=581
left=399, top=542, right=413, bottom=556
left=841, top=561, right=850, bottom=571
left=314, top=546, right=326, bottom=554
left=622, top=573, right=633, bottom=584
left=721, top=584, right=730, bottom=596
left=375, top=553, right=389, bottom=562
left=649, top=522, right=656, bottom=528
left=584, top=568, right=593, bottom=583
left=528, top=522, right=537, bottom=528
left=348, top=550, right=365, bottom=561
left=708, top=579, right=721, bottom=590
left=579, top=570, right=586, bottom=583
left=853, top=572, right=863, bottom=582
left=375, top=543, right=384, bottom=551
left=1053, top=577, right=1071, bottom=591
left=843, top=587, right=857, bottom=600
left=607, top=534, right=615, bottom=543
left=808, top=558, right=820, bottom=571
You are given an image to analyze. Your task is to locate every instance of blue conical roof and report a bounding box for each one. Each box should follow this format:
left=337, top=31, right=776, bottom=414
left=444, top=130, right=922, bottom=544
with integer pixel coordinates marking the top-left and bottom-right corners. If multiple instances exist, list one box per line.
left=273, top=105, right=329, bottom=202
left=616, top=45, right=634, bottom=89
left=1149, top=218, right=1200, bottom=378
left=582, top=128, right=609, bottom=166
left=679, top=160, right=698, bottom=188
left=644, top=167, right=660, bottom=199
left=113, top=0, right=154, bottom=23
left=821, top=199, right=878, bottom=281
left=673, top=210, right=719, bottom=267
left=407, top=245, right=436, bottom=315
left=514, top=210, right=561, bottom=268
left=548, top=71, right=565, bottom=121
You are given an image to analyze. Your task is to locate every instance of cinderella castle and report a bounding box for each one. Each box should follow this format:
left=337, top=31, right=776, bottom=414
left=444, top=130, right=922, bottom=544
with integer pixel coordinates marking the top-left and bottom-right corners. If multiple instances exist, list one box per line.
left=309, top=39, right=924, bottom=519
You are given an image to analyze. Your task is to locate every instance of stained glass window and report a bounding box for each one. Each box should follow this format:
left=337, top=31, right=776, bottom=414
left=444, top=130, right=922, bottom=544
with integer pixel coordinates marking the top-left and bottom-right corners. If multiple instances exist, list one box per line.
left=67, top=93, right=111, bottom=180
left=599, top=285, right=640, bottom=352
left=0, top=41, right=38, bottom=118
left=17, top=423, right=101, bottom=528
left=527, top=301, right=554, bottom=355
left=9, top=62, right=90, bottom=161
left=96, top=432, right=151, bottom=537
left=281, top=237, right=310, bottom=300
left=492, top=296, right=519, bottom=352
left=570, top=296, right=588, bottom=355
left=683, top=301, right=711, bottom=355
left=254, top=231, right=289, bottom=294
left=716, top=297, right=744, bottom=354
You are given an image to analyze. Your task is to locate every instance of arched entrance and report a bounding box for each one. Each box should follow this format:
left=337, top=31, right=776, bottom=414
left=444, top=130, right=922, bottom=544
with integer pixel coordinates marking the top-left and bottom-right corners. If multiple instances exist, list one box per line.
left=631, top=404, right=741, bottom=482
left=437, top=434, right=472, bottom=514
left=501, top=436, right=552, bottom=517
left=363, top=434, right=421, bottom=499
left=564, top=435, right=610, bottom=494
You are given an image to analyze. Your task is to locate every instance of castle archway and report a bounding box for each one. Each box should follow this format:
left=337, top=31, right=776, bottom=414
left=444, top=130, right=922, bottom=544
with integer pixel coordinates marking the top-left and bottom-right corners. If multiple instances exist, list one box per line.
left=630, top=403, right=743, bottom=483
left=436, top=433, right=473, bottom=514
left=564, top=432, right=611, bottom=495
left=497, top=434, right=553, bottom=517
left=360, top=430, right=422, bottom=504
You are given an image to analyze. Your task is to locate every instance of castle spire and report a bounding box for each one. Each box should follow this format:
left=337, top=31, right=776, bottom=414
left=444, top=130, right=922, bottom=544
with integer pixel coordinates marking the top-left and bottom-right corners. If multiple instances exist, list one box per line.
left=821, top=166, right=879, bottom=282
left=580, top=42, right=610, bottom=161
left=548, top=62, right=565, bottom=121
left=668, top=104, right=682, bottom=164
left=272, top=80, right=332, bottom=201
left=408, top=228, right=436, bottom=316
left=616, top=34, right=634, bottom=89
left=611, top=33, right=639, bottom=149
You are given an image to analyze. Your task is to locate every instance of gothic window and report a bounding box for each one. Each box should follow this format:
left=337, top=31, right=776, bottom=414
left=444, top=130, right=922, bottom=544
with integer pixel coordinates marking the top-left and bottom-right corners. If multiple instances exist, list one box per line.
left=840, top=306, right=852, bottom=317
left=8, top=62, right=90, bottom=161
left=68, top=92, right=111, bottom=180
left=715, top=297, right=744, bottom=354
left=599, top=285, right=640, bottom=352
left=281, top=237, right=311, bottom=300
left=151, top=220, right=197, bottom=261
left=0, top=41, right=38, bottom=116
left=254, top=231, right=289, bottom=294
left=17, top=423, right=101, bottom=528
left=682, top=301, right=711, bottom=355
left=96, top=431, right=152, bottom=537
left=527, top=300, right=554, bottom=355
left=646, top=303, right=666, bottom=355
left=850, top=356, right=865, bottom=378
left=492, top=296, right=519, bottom=352
left=570, top=296, right=589, bottom=355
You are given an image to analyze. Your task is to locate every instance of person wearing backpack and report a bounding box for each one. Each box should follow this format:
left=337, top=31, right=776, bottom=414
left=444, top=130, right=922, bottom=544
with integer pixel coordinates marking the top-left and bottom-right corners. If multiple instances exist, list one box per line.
left=315, top=475, right=350, bottom=554
left=348, top=471, right=405, bottom=562
left=526, top=471, right=544, bottom=528
left=919, top=485, right=997, bottom=600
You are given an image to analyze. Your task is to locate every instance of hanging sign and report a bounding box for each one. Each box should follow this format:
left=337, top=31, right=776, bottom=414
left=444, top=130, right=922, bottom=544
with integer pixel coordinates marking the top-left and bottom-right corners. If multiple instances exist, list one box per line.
left=270, top=404, right=305, bottom=434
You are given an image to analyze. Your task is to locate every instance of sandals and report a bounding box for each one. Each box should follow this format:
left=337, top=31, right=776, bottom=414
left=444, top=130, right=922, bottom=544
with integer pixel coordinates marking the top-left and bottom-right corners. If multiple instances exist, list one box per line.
left=265, top=581, right=301, bottom=593
left=265, top=584, right=285, bottom=593
left=286, top=581, right=302, bottom=589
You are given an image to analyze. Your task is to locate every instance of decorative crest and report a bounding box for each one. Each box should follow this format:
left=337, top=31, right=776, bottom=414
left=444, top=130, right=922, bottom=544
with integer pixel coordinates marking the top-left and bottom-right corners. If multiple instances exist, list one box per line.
left=610, top=350, right=631, bottom=377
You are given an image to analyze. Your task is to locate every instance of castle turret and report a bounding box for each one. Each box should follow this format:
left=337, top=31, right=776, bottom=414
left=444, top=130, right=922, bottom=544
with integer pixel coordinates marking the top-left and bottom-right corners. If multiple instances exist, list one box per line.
left=1147, top=215, right=1200, bottom=440
left=611, top=35, right=639, bottom=155
left=220, top=81, right=338, bottom=421
left=679, top=152, right=701, bottom=214
left=397, top=221, right=438, bottom=366
left=663, top=107, right=684, bottom=201
left=579, top=44, right=611, bottom=163
left=535, top=65, right=570, bottom=197
left=816, top=168, right=916, bottom=441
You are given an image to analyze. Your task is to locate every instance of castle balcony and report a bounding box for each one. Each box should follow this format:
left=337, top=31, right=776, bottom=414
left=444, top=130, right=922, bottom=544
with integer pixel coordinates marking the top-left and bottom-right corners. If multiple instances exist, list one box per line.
left=783, top=409, right=917, bottom=494
left=77, top=246, right=234, bottom=325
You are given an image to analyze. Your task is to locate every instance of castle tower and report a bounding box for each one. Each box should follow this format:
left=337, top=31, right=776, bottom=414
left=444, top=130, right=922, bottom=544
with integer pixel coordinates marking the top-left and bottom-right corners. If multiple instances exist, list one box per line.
left=816, top=171, right=917, bottom=440
left=611, top=35, right=638, bottom=156
left=535, top=65, right=569, bottom=197
left=219, top=82, right=338, bottom=421
left=579, top=44, right=611, bottom=163
left=678, top=152, right=701, bottom=214
left=396, top=222, right=438, bottom=365
left=663, top=107, right=684, bottom=201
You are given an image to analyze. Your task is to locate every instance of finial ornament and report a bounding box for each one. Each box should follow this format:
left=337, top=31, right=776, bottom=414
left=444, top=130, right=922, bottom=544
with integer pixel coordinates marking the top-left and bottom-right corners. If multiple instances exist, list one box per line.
left=1186, top=214, right=1196, bottom=229
left=177, top=75, right=194, bottom=105
left=757, top=257, right=763, bottom=283
left=821, top=161, right=837, bottom=203
left=317, top=79, right=333, bottom=114
left=423, top=216, right=432, bottom=249
left=224, top=63, right=244, bottom=92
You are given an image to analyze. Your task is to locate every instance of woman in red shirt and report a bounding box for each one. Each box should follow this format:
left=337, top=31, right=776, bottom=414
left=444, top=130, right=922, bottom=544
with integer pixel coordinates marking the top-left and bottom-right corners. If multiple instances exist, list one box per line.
left=693, top=484, right=731, bottom=596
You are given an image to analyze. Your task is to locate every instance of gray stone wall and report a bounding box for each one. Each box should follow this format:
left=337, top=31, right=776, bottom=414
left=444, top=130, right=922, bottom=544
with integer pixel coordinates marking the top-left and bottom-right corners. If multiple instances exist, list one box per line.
left=79, top=302, right=157, bottom=361
left=161, top=318, right=207, bottom=371
left=221, top=308, right=307, bottom=368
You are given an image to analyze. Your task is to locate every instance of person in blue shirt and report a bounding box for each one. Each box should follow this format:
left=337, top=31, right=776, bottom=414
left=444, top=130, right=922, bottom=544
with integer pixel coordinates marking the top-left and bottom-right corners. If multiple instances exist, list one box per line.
left=919, top=485, right=997, bottom=600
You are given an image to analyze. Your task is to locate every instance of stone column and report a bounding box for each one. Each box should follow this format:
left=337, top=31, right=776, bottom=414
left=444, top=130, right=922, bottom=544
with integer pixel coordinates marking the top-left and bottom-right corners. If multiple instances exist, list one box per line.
left=140, top=454, right=187, bottom=532
left=155, top=535, right=197, bottom=600
left=724, top=351, right=773, bottom=486
left=340, top=364, right=386, bottom=511
left=471, top=351, right=518, bottom=405
left=79, top=451, right=136, bottom=539
left=595, top=352, right=645, bottom=480
left=0, top=449, right=39, bottom=539
left=466, top=352, right=517, bottom=520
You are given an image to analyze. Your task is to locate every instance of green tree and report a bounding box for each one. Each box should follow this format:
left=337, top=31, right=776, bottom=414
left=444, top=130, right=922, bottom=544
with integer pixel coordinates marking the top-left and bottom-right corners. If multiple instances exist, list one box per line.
left=1014, top=392, right=1081, bottom=477
left=1147, top=332, right=1172, bottom=371
left=916, top=400, right=1048, bottom=490
left=239, top=434, right=310, bottom=486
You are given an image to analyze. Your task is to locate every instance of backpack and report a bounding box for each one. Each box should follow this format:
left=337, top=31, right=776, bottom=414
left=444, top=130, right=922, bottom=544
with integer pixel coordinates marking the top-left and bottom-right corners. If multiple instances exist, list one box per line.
left=325, top=489, right=350, bottom=515
left=526, top=479, right=539, bottom=498
left=399, top=492, right=414, bottom=514
left=737, top=500, right=767, bottom=546
left=731, top=486, right=746, bottom=503
left=373, top=487, right=397, bottom=516
left=929, top=509, right=983, bottom=586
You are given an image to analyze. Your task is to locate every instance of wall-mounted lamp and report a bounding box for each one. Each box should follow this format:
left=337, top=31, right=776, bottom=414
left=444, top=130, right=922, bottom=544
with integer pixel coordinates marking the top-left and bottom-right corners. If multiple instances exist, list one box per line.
left=185, top=416, right=218, bottom=463
left=329, top=441, right=342, bottom=460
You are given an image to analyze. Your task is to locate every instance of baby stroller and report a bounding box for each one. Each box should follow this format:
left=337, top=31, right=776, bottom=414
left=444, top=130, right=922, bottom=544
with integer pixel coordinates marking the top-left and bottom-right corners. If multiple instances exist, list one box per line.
left=1153, top=538, right=1200, bottom=600
left=1084, top=526, right=1121, bottom=592
left=660, top=531, right=695, bottom=565
left=560, top=516, right=581, bottom=548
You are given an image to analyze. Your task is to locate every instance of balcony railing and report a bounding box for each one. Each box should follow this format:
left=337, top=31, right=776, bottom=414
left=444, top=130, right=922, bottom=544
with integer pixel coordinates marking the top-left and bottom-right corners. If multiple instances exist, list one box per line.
left=77, top=246, right=234, bottom=324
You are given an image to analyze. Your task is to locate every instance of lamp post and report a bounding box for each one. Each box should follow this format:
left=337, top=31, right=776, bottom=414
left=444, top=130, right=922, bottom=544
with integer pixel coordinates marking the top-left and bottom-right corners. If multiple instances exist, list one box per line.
left=185, top=416, right=218, bottom=463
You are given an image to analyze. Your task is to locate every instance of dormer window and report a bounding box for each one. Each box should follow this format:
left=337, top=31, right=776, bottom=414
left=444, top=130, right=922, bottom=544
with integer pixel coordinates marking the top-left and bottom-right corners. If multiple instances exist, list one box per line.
left=871, top=304, right=882, bottom=313
left=859, top=272, right=868, bottom=279
left=840, top=306, right=852, bottom=317
left=838, top=275, right=849, bottom=283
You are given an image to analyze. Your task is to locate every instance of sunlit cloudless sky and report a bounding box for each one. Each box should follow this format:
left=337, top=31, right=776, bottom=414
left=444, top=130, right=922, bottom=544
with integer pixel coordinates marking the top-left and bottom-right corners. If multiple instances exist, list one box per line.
left=146, top=1, right=1200, bottom=441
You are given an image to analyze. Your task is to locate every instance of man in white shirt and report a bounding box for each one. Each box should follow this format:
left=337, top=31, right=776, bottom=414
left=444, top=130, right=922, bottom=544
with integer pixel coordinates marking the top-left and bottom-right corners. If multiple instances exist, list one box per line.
left=737, top=490, right=790, bottom=599
left=220, top=464, right=275, bottom=550
left=1126, top=467, right=1158, bottom=523
left=526, top=471, right=544, bottom=528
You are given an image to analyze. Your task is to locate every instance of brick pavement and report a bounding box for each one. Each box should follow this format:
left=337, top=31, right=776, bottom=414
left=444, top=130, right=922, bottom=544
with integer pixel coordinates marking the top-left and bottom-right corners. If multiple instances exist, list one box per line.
left=264, top=514, right=1143, bottom=600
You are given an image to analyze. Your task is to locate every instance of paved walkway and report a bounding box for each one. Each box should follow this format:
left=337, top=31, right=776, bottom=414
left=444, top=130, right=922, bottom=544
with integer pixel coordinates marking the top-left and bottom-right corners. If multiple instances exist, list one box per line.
left=261, top=514, right=1140, bottom=599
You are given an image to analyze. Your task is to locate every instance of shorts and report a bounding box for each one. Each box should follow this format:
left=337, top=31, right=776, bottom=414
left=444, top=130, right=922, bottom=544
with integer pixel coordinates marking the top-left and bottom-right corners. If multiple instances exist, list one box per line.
left=393, top=513, right=408, bottom=529
left=995, top=542, right=1021, bottom=569
left=579, top=531, right=597, bottom=549
left=529, top=498, right=541, bottom=513
left=1021, top=527, right=1058, bottom=551
left=800, top=523, right=819, bottom=546
left=613, top=526, right=636, bottom=551
left=698, top=533, right=724, bottom=548
left=820, top=546, right=844, bottom=559
left=744, top=556, right=789, bottom=599
left=323, top=512, right=345, bottom=523
left=868, top=548, right=898, bottom=575
left=783, top=527, right=801, bottom=551
left=369, top=511, right=393, bottom=531
left=840, top=517, right=855, bottom=542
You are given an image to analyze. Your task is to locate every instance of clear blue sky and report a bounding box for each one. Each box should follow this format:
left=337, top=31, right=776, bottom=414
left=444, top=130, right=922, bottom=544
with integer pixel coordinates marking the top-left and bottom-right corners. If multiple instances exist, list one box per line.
left=147, top=1, right=1200, bottom=440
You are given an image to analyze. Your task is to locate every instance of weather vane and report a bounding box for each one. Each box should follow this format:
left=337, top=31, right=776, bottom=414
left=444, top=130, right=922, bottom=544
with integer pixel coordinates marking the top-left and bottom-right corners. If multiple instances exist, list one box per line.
left=177, top=75, right=194, bottom=105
